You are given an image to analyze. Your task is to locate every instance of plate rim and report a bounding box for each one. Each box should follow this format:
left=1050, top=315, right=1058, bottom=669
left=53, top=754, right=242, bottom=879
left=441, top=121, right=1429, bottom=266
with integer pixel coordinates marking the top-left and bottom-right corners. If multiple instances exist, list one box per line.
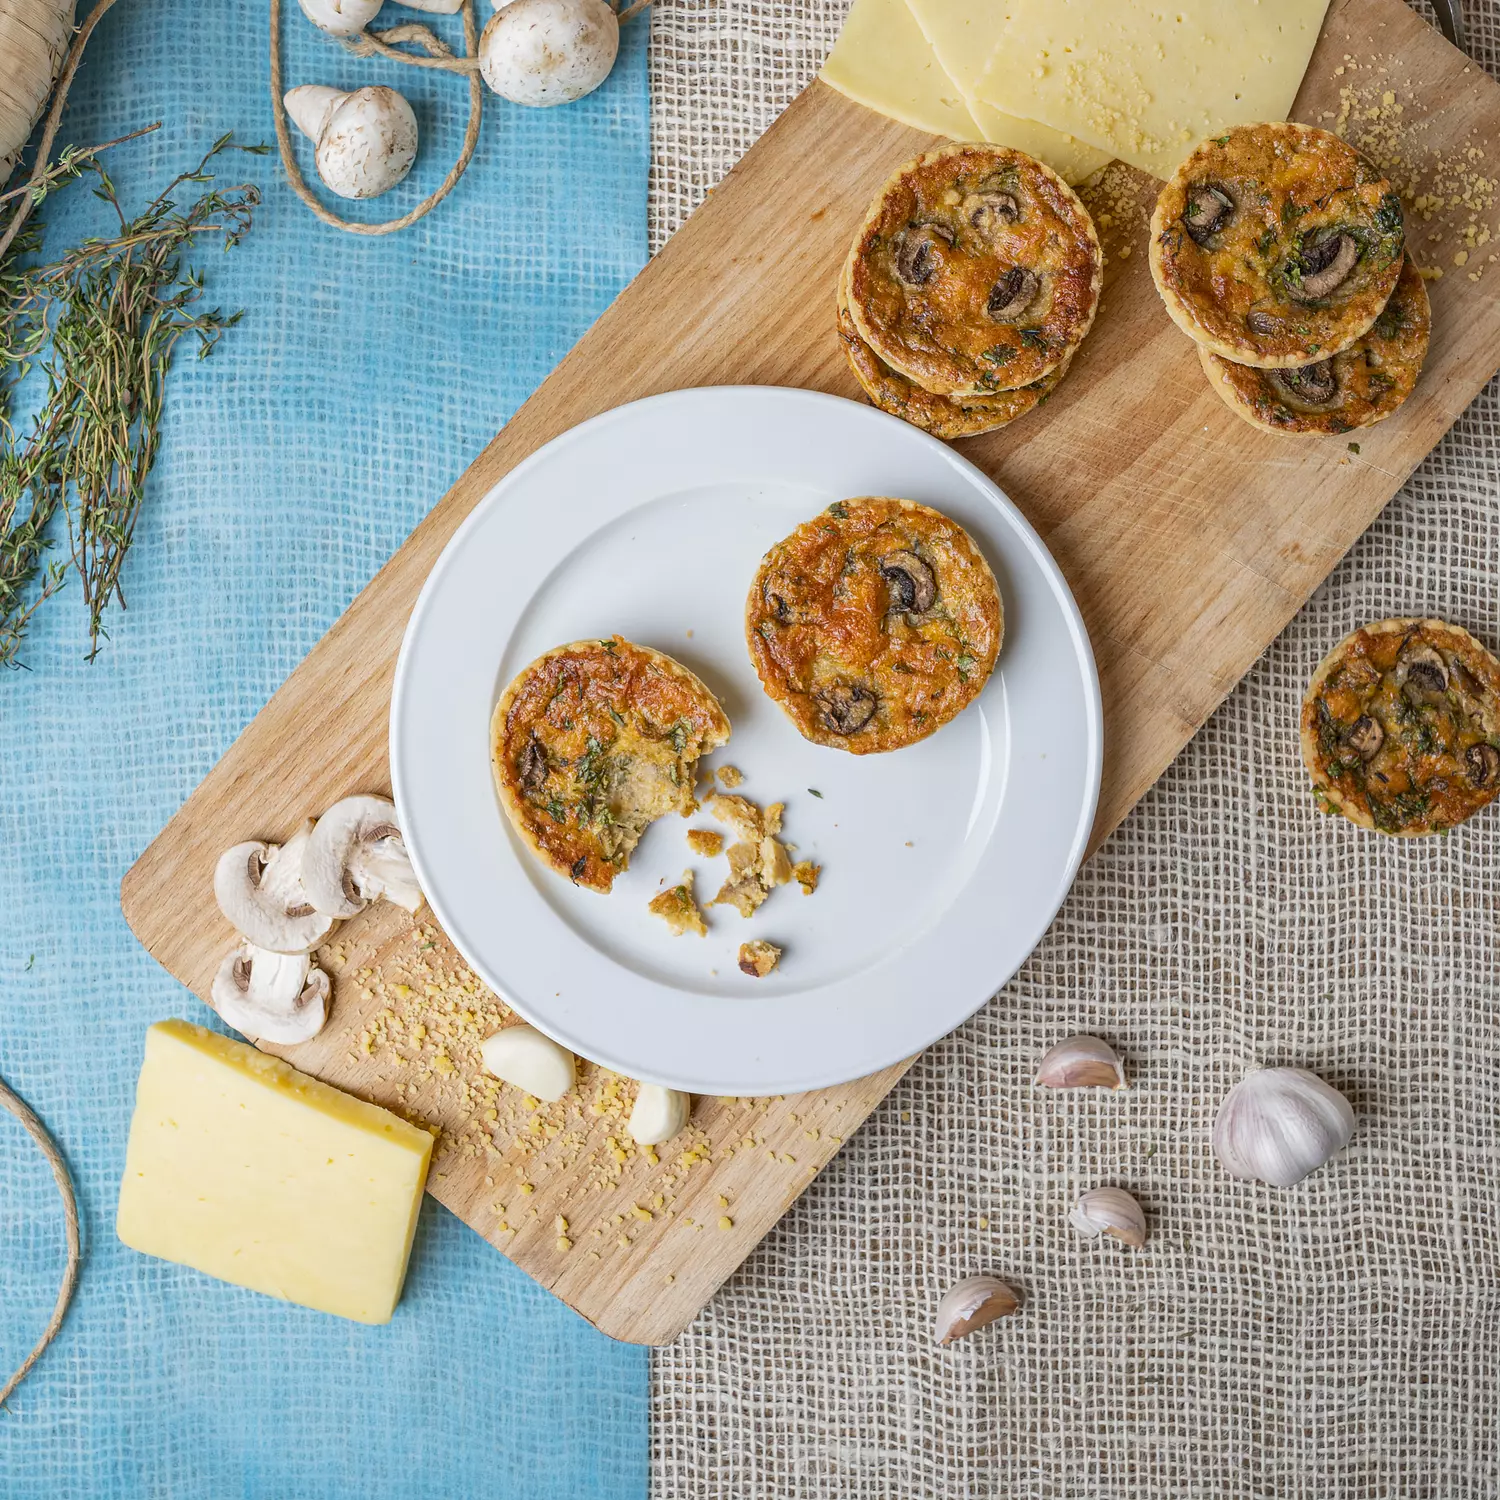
left=391, top=385, right=1103, bottom=1093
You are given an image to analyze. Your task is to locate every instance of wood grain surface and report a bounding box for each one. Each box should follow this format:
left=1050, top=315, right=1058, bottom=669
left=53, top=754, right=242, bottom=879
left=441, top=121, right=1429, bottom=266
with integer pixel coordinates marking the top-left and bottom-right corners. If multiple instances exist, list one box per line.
left=121, top=0, right=1500, bottom=1344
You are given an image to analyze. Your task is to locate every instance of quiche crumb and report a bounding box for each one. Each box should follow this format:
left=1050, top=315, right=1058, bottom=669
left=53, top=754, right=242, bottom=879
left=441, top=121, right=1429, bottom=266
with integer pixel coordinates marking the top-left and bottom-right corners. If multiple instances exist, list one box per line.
left=647, top=871, right=708, bottom=936
left=716, top=765, right=744, bottom=789
left=793, top=860, right=821, bottom=894
left=686, top=828, right=725, bottom=858
left=738, top=939, right=782, bottom=978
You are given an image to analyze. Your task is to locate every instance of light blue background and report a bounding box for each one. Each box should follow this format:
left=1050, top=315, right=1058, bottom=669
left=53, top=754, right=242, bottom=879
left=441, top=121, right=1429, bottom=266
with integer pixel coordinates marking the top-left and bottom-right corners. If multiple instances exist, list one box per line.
left=0, top=1, right=650, bottom=1494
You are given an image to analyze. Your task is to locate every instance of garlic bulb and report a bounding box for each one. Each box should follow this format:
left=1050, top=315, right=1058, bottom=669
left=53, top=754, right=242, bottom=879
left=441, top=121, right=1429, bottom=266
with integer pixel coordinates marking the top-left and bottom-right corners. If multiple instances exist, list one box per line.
left=479, top=0, right=619, bottom=106
left=934, top=1275, right=1020, bottom=1345
left=297, top=0, right=383, bottom=36
left=1212, top=1067, right=1354, bottom=1187
left=1034, top=1034, right=1127, bottom=1090
left=627, top=1083, right=691, bottom=1146
left=1068, top=1186, right=1147, bottom=1247
left=284, top=84, right=418, bottom=201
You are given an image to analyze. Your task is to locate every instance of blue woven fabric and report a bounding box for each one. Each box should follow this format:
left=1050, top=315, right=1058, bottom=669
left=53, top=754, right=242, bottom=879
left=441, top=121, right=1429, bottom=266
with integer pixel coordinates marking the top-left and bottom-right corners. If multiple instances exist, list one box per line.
left=0, top=2, right=649, bottom=1495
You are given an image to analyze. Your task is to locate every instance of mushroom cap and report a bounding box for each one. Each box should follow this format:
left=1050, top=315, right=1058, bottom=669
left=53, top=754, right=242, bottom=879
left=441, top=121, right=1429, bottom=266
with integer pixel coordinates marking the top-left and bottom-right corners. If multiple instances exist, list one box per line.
left=210, top=942, right=331, bottom=1044
left=296, top=0, right=382, bottom=35
left=314, top=86, right=418, bottom=201
left=479, top=0, right=620, bottom=107
left=302, top=795, right=423, bottom=919
left=213, top=825, right=335, bottom=954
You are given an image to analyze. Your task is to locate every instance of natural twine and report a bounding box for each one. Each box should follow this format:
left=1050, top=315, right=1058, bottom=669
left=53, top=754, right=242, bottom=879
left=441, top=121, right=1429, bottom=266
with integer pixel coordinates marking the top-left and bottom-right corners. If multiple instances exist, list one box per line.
left=269, top=0, right=485, bottom=237
left=0, top=1076, right=80, bottom=1411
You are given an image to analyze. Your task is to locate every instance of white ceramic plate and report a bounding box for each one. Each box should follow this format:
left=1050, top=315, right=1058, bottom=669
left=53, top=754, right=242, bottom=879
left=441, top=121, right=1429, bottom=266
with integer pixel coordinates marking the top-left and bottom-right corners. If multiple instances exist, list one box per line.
left=391, top=388, right=1101, bottom=1095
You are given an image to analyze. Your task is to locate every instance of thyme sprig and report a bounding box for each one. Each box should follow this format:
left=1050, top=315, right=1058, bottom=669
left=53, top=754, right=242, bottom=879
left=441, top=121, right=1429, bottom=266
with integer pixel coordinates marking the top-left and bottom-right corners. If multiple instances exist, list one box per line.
left=0, top=134, right=265, bottom=668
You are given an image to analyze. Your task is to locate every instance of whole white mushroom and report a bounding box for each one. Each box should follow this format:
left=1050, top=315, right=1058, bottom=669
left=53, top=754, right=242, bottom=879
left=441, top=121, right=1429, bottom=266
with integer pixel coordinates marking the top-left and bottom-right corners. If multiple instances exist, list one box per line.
left=284, top=84, right=419, bottom=201
left=297, top=0, right=384, bottom=36
left=479, top=0, right=620, bottom=107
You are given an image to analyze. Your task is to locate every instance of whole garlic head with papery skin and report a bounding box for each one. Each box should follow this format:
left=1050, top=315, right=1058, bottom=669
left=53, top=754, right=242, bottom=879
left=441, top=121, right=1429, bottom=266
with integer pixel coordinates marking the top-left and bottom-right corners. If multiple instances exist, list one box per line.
left=1213, top=1067, right=1354, bottom=1187
left=297, top=0, right=383, bottom=35
left=284, top=85, right=418, bottom=201
left=479, top=0, right=620, bottom=106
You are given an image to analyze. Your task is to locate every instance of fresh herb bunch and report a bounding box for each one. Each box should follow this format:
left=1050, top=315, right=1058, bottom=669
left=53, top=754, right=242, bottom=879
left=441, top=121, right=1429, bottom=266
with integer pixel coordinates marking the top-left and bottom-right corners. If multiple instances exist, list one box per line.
left=0, top=134, right=265, bottom=668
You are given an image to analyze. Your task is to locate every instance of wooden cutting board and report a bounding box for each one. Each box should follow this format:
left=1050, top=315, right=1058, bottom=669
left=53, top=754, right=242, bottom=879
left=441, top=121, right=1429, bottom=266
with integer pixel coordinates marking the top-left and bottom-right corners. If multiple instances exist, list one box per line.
left=121, top=0, right=1500, bottom=1345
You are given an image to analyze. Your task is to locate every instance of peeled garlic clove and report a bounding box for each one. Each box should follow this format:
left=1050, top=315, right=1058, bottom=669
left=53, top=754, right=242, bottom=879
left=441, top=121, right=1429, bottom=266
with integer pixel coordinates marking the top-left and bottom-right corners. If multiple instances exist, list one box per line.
left=1213, top=1066, right=1354, bottom=1187
left=934, top=1275, right=1020, bottom=1345
left=1069, top=1186, right=1147, bottom=1248
left=479, top=1024, right=576, bottom=1102
left=627, top=1083, right=691, bottom=1146
left=1034, top=1034, right=1127, bottom=1090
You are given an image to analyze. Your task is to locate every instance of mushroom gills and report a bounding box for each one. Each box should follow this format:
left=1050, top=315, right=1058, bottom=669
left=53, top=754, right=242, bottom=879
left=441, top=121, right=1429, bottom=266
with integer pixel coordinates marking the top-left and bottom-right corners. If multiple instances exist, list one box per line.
left=1183, top=181, right=1234, bottom=245
left=1269, top=359, right=1339, bottom=411
left=964, top=190, right=1021, bottom=240
left=1289, top=231, right=1360, bottom=303
left=302, top=795, right=423, bottom=919
left=210, top=942, right=331, bottom=1045
left=879, top=550, right=937, bottom=614
left=894, top=224, right=952, bottom=288
left=985, top=267, right=1040, bottom=323
left=1398, top=642, right=1448, bottom=706
left=813, top=682, right=878, bottom=736
left=214, top=825, right=335, bottom=955
left=1344, top=714, right=1384, bottom=761
left=1466, top=741, right=1500, bottom=787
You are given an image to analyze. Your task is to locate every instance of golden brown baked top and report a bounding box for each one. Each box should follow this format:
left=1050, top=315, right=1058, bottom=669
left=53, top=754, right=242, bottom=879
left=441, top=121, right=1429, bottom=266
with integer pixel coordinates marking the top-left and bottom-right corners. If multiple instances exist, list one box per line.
left=1301, top=618, right=1500, bottom=836
left=746, top=498, right=1002, bottom=754
left=845, top=144, right=1101, bottom=396
left=1150, top=123, right=1405, bottom=368
left=1201, top=257, right=1430, bottom=435
left=492, top=637, right=730, bottom=892
left=837, top=297, right=1068, bottom=440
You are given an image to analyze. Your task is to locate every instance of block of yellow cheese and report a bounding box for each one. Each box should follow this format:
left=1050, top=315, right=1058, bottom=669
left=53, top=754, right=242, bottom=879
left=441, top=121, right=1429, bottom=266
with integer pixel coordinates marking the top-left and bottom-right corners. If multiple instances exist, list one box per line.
left=977, top=0, right=1331, bottom=180
left=117, top=1019, right=433, bottom=1325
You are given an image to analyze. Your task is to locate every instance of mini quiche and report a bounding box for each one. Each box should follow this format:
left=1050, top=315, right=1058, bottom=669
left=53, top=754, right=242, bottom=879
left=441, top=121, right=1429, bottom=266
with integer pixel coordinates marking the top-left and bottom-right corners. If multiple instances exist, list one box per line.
left=837, top=296, right=1069, bottom=439
left=1150, top=122, right=1405, bottom=369
left=1301, top=618, right=1500, bottom=836
left=492, top=637, right=730, bottom=892
left=746, top=498, right=1002, bottom=754
left=844, top=144, right=1102, bottom=397
left=1199, top=257, right=1430, bottom=435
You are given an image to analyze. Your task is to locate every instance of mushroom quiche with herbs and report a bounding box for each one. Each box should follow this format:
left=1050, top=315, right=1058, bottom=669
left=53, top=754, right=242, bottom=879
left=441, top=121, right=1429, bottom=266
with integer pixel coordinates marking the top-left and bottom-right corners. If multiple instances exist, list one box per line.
left=747, top=498, right=1002, bottom=754
left=492, top=637, right=730, bottom=892
left=1199, top=256, right=1430, bottom=435
left=1150, top=122, right=1405, bottom=369
left=1301, top=618, right=1500, bottom=836
left=844, top=144, right=1102, bottom=397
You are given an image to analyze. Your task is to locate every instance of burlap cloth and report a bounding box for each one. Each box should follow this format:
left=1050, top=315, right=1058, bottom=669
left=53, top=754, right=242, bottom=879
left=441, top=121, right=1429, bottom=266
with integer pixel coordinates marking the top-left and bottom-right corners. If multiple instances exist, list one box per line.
left=646, top=4, right=1500, bottom=1493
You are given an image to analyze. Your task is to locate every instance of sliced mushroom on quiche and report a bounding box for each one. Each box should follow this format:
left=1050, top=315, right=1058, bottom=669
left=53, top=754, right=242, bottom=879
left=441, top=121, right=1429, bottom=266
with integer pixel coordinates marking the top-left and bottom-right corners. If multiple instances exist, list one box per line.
left=746, top=498, right=1003, bottom=755
left=491, top=637, right=730, bottom=892
left=1300, top=618, right=1500, bottom=836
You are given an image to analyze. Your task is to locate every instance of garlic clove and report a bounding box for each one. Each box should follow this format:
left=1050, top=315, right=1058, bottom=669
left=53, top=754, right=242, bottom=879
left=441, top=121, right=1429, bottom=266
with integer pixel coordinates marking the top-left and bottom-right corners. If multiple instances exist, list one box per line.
left=934, top=1275, right=1020, bottom=1345
left=479, top=0, right=620, bottom=107
left=479, top=1023, right=576, bottom=1102
left=285, top=85, right=348, bottom=145
left=1068, top=1186, right=1148, bottom=1248
left=1034, top=1034, right=1128, bottom=1090
left=1212, top=1066, right=1354, bottom=1187
left=627, top=1083, right=691, bottom=1146
left=297, top=0, right=384, bottom=36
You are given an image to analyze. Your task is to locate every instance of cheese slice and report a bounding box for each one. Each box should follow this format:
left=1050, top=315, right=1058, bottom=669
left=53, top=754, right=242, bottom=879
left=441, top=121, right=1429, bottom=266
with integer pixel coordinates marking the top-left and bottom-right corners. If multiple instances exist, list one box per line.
left=117, top=1019, right=434, bottom=1325
left=821, top=0, right=982, bottom=141
left=903, top=0, right=1111, bottom=184
left=976, top=0, right=1332, bottom=180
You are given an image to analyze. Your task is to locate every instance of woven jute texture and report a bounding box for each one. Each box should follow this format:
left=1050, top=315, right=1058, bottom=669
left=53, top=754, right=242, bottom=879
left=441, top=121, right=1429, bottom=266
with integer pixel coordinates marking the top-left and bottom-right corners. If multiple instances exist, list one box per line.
left=647, top=3, right=1500, bottom=1495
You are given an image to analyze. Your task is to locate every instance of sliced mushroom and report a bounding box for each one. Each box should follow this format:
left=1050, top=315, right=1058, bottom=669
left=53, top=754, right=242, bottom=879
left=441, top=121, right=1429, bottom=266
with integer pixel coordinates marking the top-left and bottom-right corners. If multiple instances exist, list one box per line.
left=1246, top=308, right=1282, bottom=336
left=879, top=550, right=937, bottom=614
left=1466, top=742, right=1500, bottom=788
left=302, top=795, right=423, bottom=919
left=214, top=823, right=335, bottom=955
left=1183, top=181, right=1234, bottom=245
left=766, top=586, right=792, bottom=624
left=813, top=682, right=878, bottom=736
left=1345, top=714, right=1384, bottom=760
left=1398, top=642, right=1449, bottom=706
left=985, top=267, right=1040, bottom=323
left=1450, top=657, right=1486, bottom=703
left=1290, top=231, right=1360, bottom=302
left=894, top=223, right=952, bottom=287
left=1269, top=359, right=1339, bottom=410
left=518, top=736, right=548, bottom=795
left=964, top=190, right=1021, bottom=239
left=210, top=941, right=331, bottom=1044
